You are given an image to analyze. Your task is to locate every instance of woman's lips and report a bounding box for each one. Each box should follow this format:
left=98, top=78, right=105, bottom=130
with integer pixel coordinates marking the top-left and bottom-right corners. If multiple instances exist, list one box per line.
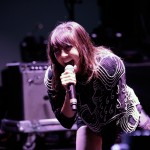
left=65, top=60, right=74, bottom=66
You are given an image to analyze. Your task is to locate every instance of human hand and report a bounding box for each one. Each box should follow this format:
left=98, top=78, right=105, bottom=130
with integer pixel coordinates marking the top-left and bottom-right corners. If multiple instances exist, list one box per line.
left=60, top=66, right=76, bottom=90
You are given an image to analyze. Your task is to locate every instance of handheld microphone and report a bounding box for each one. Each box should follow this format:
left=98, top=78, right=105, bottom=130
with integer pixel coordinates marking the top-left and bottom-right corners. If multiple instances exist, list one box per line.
left=65, top=65, right=77, bottom=111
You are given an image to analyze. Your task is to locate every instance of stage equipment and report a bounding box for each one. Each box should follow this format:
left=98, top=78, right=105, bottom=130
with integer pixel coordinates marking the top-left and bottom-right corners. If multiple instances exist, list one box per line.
left=1, top=62, right=55, bottom=121
left=1, top=118, right=77, bottom=150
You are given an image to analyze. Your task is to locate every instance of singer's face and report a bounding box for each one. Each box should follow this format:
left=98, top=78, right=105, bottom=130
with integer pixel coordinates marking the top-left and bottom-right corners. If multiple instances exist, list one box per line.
left=54, top=46, right=80, bottom=73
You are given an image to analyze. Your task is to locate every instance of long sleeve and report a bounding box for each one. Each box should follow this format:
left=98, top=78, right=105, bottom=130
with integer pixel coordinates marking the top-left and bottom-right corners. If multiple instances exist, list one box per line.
left=44, top=66, right=76, bottom=129
left=97, top=52, right=140, bottom=133
left=116, top=66, right=141, bottom=133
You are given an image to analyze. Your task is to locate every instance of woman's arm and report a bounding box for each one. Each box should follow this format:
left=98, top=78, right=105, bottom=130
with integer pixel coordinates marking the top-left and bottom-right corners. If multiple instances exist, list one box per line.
left=126, top=86, right=150, bottom=130
left=44, top=66, right=77, bottom=129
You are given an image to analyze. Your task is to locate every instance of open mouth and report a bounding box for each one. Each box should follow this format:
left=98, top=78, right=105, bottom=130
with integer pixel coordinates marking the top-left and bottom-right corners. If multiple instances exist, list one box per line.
left=65, top=60, right=74, bottom=66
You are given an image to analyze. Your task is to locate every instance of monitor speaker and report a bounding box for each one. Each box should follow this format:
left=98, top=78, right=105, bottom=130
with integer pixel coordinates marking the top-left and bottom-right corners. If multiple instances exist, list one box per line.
left=1, top=62, right=55, bottom=121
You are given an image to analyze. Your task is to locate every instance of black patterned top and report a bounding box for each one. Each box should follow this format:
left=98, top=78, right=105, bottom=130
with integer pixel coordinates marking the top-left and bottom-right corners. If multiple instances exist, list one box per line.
left=44, top=51, right=140, bottom=134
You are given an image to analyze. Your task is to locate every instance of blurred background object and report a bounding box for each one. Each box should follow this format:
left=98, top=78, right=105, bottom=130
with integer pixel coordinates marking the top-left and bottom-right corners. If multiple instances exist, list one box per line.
left=20, top=23, right=47, bottom=62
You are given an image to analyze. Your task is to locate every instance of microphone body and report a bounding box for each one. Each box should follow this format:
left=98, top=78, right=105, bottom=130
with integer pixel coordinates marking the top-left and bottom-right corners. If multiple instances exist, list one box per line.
left=65, top=65, right=77, bottom=111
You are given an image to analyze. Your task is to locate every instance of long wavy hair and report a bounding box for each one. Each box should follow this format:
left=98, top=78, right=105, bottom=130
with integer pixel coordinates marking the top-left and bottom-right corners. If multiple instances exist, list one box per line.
left=47, top=21, right=110, bottom=90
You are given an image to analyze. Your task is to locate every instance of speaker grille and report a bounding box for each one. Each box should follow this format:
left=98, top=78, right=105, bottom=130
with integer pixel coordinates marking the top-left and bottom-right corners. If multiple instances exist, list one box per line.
left=2, top=62, right=55, bottom=121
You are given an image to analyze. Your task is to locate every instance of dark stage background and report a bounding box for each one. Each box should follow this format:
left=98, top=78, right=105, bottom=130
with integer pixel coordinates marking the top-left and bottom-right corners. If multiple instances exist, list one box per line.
left=0, top=0, right=150, bottom=149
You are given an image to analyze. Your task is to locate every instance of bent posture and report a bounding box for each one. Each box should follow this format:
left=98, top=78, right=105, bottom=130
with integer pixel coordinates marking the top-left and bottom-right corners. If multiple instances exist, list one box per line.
left=44, top=21, right=150, bottom=150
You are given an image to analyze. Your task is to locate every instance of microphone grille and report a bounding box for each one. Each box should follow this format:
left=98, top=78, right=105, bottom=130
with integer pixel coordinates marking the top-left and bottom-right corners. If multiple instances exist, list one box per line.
left=65, top=65, right=74, bottom=71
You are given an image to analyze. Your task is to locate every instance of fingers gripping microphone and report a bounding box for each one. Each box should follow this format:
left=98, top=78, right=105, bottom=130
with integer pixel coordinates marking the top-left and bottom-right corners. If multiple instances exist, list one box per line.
left=65, top=65, right=77, bottom=111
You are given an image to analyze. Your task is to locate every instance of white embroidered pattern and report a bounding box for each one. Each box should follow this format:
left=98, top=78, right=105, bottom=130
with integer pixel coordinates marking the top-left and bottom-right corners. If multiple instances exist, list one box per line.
left=118, top=86, right=140, bottom=133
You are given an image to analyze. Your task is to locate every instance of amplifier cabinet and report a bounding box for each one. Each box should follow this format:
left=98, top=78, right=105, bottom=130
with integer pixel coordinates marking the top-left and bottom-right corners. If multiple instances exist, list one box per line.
left=1, top=62, right=55, bottom=121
